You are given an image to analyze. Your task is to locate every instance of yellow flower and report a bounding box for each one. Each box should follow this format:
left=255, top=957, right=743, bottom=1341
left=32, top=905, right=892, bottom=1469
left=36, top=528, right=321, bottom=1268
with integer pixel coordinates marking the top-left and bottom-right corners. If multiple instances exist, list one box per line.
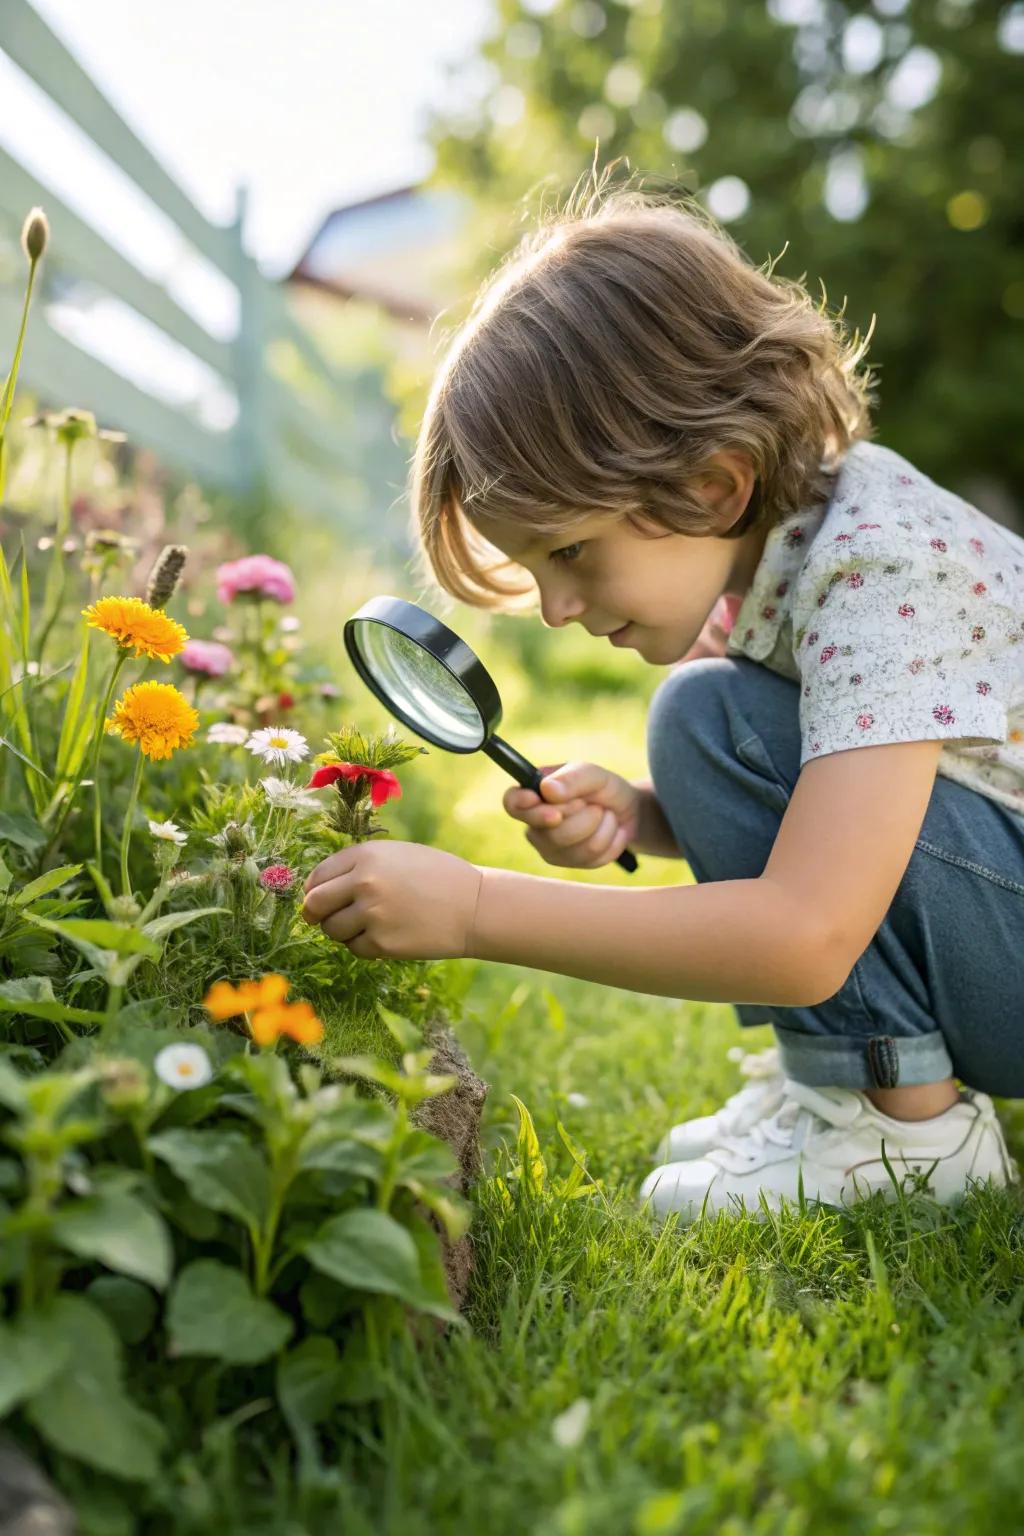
left=83, top=596, right=188, bottom=662
left=105, top=681, right=199, bottom=760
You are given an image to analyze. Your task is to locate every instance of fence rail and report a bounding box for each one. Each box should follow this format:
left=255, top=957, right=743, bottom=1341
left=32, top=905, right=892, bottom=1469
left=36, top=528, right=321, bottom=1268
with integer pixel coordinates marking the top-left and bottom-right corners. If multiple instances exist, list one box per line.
left=0, top=0, right=363, bottom=528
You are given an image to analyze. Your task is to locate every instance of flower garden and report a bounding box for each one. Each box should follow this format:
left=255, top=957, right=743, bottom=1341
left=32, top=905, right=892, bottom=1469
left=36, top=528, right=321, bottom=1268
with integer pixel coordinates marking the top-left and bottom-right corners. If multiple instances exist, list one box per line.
left=0, top=209, right=501, bottom=1529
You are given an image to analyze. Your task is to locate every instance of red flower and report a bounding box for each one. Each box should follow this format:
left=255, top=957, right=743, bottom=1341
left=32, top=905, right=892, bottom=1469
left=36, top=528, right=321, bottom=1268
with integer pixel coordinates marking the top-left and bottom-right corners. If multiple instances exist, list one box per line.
left=277, top=691, right=295, bottom=710
left=306, top=761, right=402, bottom=806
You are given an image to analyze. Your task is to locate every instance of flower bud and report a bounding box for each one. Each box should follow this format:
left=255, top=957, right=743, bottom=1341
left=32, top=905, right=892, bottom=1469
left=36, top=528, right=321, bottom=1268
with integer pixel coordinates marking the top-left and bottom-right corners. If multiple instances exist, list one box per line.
left=221, top=821, right=252, bottom=857
left=21, top=207, right=49, bottom=264
left=145, top=544, right=189, bottom=609
left=97, top=1057, right=149, bottom=1111
left=109, top=894, right=142, bottom=922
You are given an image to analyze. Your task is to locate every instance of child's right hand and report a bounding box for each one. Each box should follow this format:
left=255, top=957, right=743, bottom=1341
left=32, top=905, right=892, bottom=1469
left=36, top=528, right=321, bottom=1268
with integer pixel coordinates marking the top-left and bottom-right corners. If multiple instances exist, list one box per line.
left=502, top=761, right=641, bottom=869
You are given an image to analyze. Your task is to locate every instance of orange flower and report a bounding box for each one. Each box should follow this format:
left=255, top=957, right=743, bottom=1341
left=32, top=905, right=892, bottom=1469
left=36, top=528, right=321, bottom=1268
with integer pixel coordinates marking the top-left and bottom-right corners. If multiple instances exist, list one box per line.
left=202, top=973, right=323, bottom=1048
left=104, top=681, right=199, bottom=759
left=203, top=974, right=288, bottom=1020
left=83, top=596, right=188, bottom=662
left=250, top=1000, right=323, bottom=1048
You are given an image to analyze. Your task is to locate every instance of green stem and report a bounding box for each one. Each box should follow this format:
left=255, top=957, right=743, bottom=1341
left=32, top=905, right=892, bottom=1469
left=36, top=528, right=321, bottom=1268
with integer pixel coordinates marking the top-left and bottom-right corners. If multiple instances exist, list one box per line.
left=105, top=982, right=123, bottom=1029
left=0, top=259, right=39, bottom=503
left=35, top=440, right=76, bottom=671
left=119, top=747, right=144, bottom=896
left=90, top=651, right=129, bottom=870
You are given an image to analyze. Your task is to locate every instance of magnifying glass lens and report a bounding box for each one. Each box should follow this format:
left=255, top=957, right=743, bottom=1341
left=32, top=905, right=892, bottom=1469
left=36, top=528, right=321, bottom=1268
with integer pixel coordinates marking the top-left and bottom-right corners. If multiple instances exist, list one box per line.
left=347, top=619, right=486, bottom=749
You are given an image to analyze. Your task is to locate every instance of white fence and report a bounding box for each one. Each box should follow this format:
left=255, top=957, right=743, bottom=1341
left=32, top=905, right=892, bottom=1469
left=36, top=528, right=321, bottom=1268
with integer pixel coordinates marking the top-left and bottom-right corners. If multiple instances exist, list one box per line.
left=0, top=0, right=388, bottom=531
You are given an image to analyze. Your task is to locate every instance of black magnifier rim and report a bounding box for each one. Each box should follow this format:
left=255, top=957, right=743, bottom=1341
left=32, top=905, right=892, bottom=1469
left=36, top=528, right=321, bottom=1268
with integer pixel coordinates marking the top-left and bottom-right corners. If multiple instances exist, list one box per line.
left=343, top=595, right=503, bottom=754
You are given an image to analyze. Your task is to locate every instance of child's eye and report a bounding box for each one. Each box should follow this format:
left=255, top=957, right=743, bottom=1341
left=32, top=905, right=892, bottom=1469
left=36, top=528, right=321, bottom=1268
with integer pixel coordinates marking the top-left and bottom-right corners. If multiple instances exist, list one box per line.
left=550, top=542, right=584, bottom=564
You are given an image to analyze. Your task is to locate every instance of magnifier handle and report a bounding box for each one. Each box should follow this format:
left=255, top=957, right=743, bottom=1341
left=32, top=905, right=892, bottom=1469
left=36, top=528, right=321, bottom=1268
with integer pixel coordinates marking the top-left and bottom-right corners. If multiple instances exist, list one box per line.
left=484, top=734, right=639, bottom=874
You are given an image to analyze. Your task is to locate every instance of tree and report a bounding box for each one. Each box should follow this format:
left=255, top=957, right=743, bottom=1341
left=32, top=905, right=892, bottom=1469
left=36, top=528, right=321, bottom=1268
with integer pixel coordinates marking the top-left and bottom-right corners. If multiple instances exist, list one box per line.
left=427, top=0, right=1024, bottom=527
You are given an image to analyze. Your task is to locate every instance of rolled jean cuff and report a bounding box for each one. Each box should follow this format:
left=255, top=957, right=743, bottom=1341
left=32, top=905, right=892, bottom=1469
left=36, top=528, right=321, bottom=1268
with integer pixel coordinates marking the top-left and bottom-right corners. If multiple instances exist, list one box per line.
left=772, top=1024, right=956, bottom=1090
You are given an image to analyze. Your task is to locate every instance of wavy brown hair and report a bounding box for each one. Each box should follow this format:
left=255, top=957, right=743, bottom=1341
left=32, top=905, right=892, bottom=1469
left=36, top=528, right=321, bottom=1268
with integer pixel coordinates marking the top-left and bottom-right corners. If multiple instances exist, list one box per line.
left=410, top=169, right=878, bottom=614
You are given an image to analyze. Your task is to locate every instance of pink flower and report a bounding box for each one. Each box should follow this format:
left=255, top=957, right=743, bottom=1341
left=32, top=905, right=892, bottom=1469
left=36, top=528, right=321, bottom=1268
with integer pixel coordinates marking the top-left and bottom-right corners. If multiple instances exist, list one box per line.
left=180, top=639, right=234, bottom=677
left=216, top=554, right=296, bottom=605
left=259, top=864, right=295, bottom=891
left=933, top=704, right=956, bottom=726
left=856, top=713, right=874, bottom=731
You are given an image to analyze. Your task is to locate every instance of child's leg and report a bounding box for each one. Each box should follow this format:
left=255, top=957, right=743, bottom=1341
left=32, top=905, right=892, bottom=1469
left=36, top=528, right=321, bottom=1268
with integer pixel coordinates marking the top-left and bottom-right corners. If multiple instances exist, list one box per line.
left=646, top=656, right=1024, bottom=1105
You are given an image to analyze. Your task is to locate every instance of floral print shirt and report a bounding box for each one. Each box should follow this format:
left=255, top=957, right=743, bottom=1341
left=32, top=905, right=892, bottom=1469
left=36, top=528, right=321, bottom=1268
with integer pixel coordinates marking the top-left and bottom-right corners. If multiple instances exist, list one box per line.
left=725, top=438, right=1024, bottom=818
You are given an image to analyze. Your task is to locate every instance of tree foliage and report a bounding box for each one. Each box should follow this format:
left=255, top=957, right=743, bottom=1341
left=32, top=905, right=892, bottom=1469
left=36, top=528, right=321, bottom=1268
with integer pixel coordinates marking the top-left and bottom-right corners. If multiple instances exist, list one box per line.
left=428, top=0, right=1024, bottom=525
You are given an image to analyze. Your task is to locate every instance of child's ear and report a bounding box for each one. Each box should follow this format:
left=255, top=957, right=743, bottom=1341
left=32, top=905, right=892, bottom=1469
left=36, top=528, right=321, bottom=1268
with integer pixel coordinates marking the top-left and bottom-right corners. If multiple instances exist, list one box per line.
left=693, top=449, right=757, bottom=527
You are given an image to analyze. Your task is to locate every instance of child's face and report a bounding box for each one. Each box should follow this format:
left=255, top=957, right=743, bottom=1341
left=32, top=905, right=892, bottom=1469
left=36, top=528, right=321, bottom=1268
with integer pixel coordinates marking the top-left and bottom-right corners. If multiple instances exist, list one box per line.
left=473, top=451, right=767, bottom=666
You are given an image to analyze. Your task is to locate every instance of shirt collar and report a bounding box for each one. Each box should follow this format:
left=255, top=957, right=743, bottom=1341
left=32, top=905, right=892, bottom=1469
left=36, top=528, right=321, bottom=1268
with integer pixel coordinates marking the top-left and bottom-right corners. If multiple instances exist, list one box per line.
left=728, top=502, right=829, bottom=662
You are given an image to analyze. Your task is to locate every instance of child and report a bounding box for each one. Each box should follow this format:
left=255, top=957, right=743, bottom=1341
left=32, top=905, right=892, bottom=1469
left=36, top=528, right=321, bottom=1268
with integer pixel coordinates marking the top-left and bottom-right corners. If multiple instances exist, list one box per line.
left=407, top=175, right=1024, bottom=1222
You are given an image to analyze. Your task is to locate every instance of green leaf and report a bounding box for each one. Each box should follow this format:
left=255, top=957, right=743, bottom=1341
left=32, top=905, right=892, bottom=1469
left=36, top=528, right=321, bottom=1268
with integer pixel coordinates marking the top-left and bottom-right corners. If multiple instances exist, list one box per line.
left=24, top=916, right=161, bottom=960
left=13, top=863, right=84, bottom=906
left=0, top=736, right=51, bottom=782
left=303, top=1208, right=442, bottom=1311
left=139, top=905, right=229, bottom=941
left=394, top=1129, right=459, bottom=1183
left=24, top=1295, right=165, bottom=1482
left=148, top=1128, right=269, bottom=1233
left=509, top=1092, right=546, bottom=1194
left=53, top=1188, right=172, bottom=1289
left=0, top=1056, right=27, bottom=1110
left=298, top=1139, right=384, bottom=1180
left=377, top=1005, right=423, bottom=1052
left=86, top=1275, right=159, bottom=1345
left=0, top=1310, right=73, bottom=1415
left=404, top=1210, right=462, bottom=1324
left=277, top=1335, right=341, bottom=1463
left=0, top=976, right=107, bottom=1029
left=0, top=853, right=11, bottom=894
left=167, top=1259, right=293, bottom=1364
left=0, top=811, right=46, bottom=851
left=55, top=626, right=91, bottom=778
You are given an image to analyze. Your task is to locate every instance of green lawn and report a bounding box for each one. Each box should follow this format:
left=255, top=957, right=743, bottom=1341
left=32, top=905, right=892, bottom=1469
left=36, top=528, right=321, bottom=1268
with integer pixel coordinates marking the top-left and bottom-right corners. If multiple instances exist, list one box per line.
left=334, top=961, right=1024, bottom=1536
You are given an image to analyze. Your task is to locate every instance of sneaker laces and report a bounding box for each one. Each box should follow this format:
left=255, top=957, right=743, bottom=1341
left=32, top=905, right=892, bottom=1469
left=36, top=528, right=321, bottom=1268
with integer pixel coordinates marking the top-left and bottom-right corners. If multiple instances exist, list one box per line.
left=710, top=1079, right=861, bottom=1165
left=706, top=1047, right=785, bottom=1136
left=727, top=1044, right=782, bottom=1081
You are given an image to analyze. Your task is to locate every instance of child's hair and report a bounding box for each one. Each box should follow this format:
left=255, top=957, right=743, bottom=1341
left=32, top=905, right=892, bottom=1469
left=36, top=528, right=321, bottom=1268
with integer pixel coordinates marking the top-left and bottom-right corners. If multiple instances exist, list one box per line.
left=410, top=167, right=878, bottom=614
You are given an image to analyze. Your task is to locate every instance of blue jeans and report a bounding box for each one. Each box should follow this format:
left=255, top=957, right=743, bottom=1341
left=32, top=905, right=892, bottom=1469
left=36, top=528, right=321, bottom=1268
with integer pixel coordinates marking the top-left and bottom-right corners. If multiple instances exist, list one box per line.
left=646, top=657, right=1024, bottom=1096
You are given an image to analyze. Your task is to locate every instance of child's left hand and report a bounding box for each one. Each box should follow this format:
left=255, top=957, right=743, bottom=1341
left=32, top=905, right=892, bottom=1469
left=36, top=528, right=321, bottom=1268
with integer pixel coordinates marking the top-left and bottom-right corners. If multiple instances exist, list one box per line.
left=301, top=842, right=483, bottom=961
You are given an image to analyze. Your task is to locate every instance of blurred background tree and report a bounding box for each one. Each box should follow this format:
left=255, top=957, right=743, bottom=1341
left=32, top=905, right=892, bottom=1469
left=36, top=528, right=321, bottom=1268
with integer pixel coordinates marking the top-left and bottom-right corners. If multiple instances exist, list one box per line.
left=419, top=0, right=1024, bottom=530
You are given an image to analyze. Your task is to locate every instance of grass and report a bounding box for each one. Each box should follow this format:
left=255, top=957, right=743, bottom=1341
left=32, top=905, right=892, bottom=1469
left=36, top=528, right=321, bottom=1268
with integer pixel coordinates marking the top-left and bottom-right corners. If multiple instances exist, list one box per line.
left=330, top=964, right=1024, bottom=1536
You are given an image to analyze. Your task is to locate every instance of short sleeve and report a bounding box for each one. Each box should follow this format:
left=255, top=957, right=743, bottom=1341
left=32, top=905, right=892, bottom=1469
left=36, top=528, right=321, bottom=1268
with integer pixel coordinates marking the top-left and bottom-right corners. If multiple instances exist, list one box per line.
left=790, top=527, right=1010, bottom=766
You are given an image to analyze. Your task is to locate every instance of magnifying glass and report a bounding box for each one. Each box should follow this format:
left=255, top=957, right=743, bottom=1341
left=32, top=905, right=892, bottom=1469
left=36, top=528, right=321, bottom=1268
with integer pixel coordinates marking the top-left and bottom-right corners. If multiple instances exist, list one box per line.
left=343, top=595, right=638, bottom=874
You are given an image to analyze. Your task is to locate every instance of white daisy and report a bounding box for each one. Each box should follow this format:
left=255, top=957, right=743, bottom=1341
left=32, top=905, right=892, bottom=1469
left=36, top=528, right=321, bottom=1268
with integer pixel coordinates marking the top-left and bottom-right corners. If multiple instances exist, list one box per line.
left=148, top=818, right=187, bottom=845
left=154, top=1043, right=212, bottom=1091
left=259, top=776, right=322, bottom=814
left=245, top=726, right=309, bottom=766
left=207, top=721, right=250, bottom=746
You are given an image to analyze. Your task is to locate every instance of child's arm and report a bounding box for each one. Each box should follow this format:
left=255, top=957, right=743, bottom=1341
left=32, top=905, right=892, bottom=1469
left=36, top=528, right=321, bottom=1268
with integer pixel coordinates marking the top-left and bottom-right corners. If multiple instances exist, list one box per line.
left=471, top=736, right=946, bottom=1006
left=469, top=867, right=837, bottom=1006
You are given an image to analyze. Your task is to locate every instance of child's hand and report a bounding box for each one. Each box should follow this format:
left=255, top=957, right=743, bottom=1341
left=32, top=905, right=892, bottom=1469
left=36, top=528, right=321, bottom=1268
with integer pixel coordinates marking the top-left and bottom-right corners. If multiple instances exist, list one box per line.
left=503, top=761, right=641, bottom=869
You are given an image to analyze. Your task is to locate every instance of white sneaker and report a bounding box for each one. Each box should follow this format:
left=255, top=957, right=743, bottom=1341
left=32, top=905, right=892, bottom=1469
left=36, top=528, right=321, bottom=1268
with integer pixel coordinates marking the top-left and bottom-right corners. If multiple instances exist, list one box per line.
left=640, top=1079, right=1019, bottom=1223
left=654, top=1045, right=786, bottom=1163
